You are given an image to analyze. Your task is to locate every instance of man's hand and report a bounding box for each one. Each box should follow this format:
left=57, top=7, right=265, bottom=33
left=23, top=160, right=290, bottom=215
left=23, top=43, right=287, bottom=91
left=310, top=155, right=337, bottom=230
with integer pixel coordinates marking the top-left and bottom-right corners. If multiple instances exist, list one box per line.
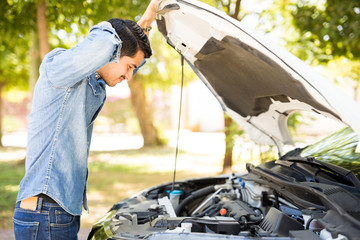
left=138, top=0, right=161, bottom=36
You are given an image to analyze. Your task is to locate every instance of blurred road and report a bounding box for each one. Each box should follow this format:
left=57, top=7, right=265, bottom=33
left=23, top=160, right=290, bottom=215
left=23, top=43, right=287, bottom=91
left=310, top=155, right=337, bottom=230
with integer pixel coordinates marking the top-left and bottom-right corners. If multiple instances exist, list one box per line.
left=2, top=131, right=144, bottom=151
left=1, top=130, right=226, bottom=154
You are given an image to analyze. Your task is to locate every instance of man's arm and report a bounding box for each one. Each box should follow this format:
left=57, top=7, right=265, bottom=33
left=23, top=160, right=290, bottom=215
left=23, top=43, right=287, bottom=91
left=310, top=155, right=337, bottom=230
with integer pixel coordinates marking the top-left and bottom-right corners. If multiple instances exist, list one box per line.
left=45, top=23, right=121, bottom=88
left=137, top=0, right=160, bottom=37
left=132, top=0, right=160, bottom=75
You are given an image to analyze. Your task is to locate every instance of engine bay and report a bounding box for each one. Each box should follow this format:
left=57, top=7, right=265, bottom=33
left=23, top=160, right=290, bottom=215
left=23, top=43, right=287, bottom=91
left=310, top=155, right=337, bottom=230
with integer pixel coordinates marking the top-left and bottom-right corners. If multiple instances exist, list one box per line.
left=99, top=161, right=360, bottom=240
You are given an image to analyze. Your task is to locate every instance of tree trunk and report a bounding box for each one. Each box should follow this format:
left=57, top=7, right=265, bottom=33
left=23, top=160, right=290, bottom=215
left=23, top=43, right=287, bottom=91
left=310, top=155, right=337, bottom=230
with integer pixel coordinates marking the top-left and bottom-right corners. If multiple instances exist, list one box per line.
left=231, top=0, right=241, bottom=19
left=30, top=30, right=41, bottom=98
left=37, top=0, right=50, bottom=60
left=222, top=114, right=233, bottom=173
left=128, top=77, right=162, bottom=146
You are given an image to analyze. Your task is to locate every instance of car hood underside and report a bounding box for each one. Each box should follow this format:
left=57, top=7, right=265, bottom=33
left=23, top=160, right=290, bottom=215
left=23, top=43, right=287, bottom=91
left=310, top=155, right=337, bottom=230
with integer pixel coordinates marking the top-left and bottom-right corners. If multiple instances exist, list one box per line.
left=156, top=0, right=360, bottom=147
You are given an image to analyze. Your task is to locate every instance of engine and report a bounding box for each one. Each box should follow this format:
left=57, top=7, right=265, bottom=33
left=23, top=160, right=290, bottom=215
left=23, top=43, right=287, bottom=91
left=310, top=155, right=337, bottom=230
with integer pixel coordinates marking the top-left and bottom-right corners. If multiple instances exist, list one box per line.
left=106, top=174, right=355, bottom=239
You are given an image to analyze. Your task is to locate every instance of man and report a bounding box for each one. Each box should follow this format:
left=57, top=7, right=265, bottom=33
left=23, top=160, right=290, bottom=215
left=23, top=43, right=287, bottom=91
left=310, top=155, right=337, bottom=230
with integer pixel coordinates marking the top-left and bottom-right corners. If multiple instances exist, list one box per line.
left=13, top=1, right=159, bottom=239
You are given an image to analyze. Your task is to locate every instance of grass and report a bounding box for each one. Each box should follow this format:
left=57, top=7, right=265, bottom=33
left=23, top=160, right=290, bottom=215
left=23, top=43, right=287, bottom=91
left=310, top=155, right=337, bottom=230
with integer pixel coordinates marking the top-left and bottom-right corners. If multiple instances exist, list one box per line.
left=0, top=159, right=25, bottom=229
left=0, top=146, right=224, bottom=229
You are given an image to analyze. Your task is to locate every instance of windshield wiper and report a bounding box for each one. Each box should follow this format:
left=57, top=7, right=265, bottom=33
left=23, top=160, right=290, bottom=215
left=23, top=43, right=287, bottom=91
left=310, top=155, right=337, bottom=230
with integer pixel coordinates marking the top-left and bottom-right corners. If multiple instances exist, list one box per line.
left=277, top=156, right=360, bottom=192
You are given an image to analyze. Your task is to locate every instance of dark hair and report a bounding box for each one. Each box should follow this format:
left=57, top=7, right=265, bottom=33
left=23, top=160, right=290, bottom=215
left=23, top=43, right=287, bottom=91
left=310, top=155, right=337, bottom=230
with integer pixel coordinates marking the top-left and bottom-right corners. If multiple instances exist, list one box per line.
left=108, top=18, right=152, bottom=59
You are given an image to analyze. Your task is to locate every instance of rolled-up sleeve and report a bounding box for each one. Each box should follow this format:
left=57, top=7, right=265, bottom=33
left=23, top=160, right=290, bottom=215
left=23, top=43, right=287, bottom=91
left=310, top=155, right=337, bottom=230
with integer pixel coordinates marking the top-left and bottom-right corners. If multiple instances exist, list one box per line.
left=45, top=24, right=122, bottom=88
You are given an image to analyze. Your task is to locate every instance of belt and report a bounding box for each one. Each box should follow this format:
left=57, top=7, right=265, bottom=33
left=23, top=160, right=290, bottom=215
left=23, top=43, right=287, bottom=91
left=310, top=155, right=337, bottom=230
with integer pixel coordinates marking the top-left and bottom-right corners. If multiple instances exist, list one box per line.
left=20, top=194, right=57, bottom=211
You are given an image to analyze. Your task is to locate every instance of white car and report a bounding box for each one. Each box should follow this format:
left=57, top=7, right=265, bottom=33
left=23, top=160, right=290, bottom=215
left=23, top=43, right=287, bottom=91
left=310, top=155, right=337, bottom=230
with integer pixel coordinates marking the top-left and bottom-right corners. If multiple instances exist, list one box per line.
left=88, top=0, right=360, bottom=239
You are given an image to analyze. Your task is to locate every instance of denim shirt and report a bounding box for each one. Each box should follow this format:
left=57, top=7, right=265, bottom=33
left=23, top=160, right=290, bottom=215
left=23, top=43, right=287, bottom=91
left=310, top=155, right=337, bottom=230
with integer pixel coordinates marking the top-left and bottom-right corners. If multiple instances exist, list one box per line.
left=17, top=23, right=123, bottom=215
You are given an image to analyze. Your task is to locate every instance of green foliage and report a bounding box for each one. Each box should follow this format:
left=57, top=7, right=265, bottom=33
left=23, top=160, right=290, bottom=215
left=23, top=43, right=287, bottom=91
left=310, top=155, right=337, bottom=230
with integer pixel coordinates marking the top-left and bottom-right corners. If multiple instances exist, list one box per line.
left=0, top=0, right=201, bottom=96
left=0, top=38, right=29, bottom=90
left=136, top=30, right=197, bottom=90
left=291, top=0, right=360, bottom=62
left=0, top=0, right=31, bottom=89
left=45, top=0, right=151, bottom=37
left=0, top=159, right=25, bottom=228
left=259, top=145, right=276, bottom=163
left=287, top=112, right=302, bottom=137
left=0, top=0, right=36, bottom=35
left=0, top=0, right=153, bottom=88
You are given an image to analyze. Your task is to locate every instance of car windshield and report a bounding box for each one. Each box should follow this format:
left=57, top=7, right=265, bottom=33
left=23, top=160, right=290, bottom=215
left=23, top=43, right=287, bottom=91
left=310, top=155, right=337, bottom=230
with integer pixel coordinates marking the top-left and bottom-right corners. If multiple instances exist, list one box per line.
left=301, top=127, right=360, bottom=179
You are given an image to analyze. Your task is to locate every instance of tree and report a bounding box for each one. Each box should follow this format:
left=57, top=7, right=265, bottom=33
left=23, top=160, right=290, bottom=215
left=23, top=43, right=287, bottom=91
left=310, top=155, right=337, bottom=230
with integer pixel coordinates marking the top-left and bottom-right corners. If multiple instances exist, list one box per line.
left=291, top=0, right=360, bottom=62
left=37, top=0, right=50, bottom=60
left=129, top=29, right=197, bottom=146
left=0, top=0, right=33, bottom=146
left=1, top=0, right=165, bottom=147
left=46, top=0, right=163, bottom=145
left=0, top=42, right=30, bottom=146
left=290, top=0, right=360, bottom=99
left=128, top=77, right=162, bottom=145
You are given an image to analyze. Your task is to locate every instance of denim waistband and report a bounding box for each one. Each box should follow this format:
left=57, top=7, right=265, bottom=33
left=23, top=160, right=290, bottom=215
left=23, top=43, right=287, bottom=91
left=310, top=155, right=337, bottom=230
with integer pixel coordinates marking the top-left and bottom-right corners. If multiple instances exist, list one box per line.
left=37, top=193, right=57, bottom=203
left=16, top=196, right=61, bottom=211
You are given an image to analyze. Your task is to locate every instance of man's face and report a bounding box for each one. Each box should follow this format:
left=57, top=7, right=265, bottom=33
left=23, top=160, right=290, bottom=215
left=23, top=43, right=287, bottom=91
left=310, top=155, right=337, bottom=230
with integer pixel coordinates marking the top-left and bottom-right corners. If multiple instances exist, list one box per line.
left=97, top=50, right=145, bottom=87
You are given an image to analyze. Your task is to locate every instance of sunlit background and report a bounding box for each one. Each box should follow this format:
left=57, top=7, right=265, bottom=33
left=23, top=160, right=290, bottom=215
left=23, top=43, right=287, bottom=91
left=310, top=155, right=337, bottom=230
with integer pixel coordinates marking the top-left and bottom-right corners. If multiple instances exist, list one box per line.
left=1, top=0, right=359, bottom=236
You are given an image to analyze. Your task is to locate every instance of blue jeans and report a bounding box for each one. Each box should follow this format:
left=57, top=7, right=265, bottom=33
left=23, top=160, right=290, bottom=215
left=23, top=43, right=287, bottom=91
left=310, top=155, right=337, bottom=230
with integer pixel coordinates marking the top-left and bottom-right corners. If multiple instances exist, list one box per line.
left=13, top=197, right=80, bottom=240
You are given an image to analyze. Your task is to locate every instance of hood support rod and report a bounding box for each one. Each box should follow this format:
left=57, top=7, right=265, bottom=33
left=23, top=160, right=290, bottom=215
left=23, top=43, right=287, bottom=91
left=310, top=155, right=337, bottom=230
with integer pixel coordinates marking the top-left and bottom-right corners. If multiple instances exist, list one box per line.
left=172, top=54, right=185, bottom=191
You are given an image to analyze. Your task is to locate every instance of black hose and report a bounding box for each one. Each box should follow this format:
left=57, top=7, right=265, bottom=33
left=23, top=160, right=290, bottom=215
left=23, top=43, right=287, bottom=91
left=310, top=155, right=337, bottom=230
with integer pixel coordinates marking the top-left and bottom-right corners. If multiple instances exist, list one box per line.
left=305, top=217, right=314, bottom=230
left=175, top=185, right=215, bottom=216
left=193, top=203, right=218, bottom=217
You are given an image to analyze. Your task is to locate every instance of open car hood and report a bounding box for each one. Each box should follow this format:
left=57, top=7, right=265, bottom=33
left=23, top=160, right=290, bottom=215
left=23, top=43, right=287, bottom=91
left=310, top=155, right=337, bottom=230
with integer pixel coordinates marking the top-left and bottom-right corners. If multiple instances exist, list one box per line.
left=88, top=127, right=360, bottom=240
left=155, top=0, right=360, bottom=147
